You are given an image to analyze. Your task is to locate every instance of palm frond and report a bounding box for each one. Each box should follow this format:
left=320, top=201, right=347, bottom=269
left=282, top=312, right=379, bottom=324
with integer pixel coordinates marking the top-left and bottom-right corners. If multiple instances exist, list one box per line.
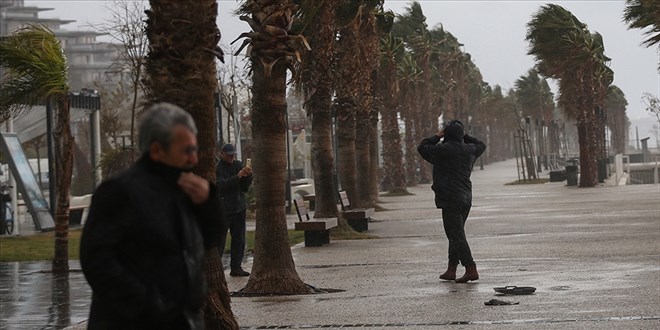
left=0, top=24, right=69, bottom=121
left=623, top=0, right=660, bottom=47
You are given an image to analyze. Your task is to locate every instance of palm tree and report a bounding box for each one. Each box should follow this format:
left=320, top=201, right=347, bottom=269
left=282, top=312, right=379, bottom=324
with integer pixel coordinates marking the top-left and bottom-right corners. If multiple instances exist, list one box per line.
left=515, top=69, right=556, bottom=169
left=623, top=0, right=660, bottom=51
left=398, top=52, right=422, bottom=186
left=354, top=1, right=382, bottom=208
left=0, top=25, right=74, bottom=273
left=143, top=1, right=238, bottom=328
left=604, top=85, right=628, bottom=155
left=527, top=4, right=613, bottom=187
left=514, top=69, right=554, bottom=124
left=333, top=1, right=362, bottom=207
left=378, top=34, right=407, bottom=193
left=235, top=0, right=312, bottom=294
left=296, top=0, right=339, bottom=219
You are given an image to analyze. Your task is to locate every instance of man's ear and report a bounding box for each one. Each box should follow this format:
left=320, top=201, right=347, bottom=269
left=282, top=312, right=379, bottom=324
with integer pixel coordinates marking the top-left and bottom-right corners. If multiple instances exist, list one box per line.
left=149, top=142, right=164, bottom=161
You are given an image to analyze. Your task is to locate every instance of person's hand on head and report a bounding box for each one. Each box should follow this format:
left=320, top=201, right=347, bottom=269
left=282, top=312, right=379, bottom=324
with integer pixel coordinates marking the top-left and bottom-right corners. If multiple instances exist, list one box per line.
left=178, top=172, right=209, bottom=204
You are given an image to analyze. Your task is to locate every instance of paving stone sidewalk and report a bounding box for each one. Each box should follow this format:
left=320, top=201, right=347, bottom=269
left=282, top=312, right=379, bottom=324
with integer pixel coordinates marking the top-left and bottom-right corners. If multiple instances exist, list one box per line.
left=1, top=159, right=659, bottom=329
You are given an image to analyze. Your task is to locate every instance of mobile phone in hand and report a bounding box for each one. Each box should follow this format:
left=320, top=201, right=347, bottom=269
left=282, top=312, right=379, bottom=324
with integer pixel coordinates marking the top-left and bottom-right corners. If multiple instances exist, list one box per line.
left=246, top=158, right=252, bottom=168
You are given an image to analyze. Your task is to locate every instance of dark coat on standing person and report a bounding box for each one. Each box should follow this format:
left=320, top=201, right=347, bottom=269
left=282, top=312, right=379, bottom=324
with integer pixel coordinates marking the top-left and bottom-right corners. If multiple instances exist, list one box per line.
left=80, top=156, right=223, bottom=330
left=216, top=159, right=252, bottom=214
left=417, top=127, right=486, bottom=209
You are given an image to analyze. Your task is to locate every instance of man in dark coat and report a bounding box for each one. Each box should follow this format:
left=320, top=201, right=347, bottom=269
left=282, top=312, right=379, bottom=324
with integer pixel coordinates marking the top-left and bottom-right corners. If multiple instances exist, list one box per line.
left=216, top=143, right=252, bottom=276
left=80, top=103, right=223, bottom=329
left=417, top=120, right=486, bottom=283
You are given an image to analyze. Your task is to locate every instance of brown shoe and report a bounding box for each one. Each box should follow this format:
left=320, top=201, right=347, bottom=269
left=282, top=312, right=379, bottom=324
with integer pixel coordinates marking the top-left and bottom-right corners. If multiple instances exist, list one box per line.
left=439, top=263, right=458, bottom=281
left=230, top=268, right=250, bottom=277
left=455, top=264, right=479, bottom=283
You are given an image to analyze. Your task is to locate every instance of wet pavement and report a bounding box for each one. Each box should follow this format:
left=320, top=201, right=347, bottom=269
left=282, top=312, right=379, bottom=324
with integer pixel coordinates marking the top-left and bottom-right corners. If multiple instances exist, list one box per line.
left=0, top=262, right=89, bottom=329
left=1, top=159, right=659, bottom=329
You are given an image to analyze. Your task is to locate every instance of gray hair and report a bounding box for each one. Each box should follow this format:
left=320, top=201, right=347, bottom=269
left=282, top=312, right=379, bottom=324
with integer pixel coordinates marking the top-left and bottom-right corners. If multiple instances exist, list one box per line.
left=138, top=102, right=198, bottom=154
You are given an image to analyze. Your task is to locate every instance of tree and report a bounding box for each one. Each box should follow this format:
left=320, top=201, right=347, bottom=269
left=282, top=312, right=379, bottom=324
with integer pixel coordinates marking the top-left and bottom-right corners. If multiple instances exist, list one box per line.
left=527, top=4, right=613, bottom=187
left=377, top=34, right=407, bottom=193
left=334, top=1, right=362, bottom=207
left=514, top=69, right=555, bottom=125
left=642, top=92, right=660, bottom=125
left=623, top=0, right=660, bottom=50
left=235, top=0, right=312, bottom=294
left=0, top=25, right=74, bottom=273
left=296, top=0, right=339, bottom=218
left=143, top=1, right=238, bottom=328
left=604, top=86, right=629, bottom=155
left=91, top=0, right=149, bottom=157
left=398, top=52, right=422, bottom=186
left=354, top=1, right=382, bottom=208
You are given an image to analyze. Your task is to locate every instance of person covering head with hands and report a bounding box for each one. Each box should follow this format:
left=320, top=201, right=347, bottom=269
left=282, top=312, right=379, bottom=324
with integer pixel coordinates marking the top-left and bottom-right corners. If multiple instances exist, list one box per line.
left=417, top=120, right=486, bottom=283
left=80, top=103, right=224, bottom=330
left=216, top=143, right=253, bottom=276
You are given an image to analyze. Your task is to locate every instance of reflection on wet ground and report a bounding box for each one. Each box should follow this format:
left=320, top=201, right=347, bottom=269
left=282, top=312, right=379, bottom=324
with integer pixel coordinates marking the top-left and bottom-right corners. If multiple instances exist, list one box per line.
left=0, top=256, right=235, bottom=329
left=0, top=261, right=90, bottom=330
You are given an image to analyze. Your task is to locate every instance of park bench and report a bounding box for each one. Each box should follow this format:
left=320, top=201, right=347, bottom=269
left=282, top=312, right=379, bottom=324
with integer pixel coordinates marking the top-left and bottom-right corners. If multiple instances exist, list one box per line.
left=293, top=195, right=337, bottom=247
left=338, top=191, right=374, bottom=232
left=69, top=194, right=92, bottom=227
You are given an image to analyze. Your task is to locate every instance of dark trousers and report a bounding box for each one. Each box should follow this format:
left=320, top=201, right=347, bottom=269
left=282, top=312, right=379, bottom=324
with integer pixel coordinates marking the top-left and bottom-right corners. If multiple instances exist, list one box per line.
left=441, top=206, right=475, bottom=267
left=218, top=210, right=247, bottom=270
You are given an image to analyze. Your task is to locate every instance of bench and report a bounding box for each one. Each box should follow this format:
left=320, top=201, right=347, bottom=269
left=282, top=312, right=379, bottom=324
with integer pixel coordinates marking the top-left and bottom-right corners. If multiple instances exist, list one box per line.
left=293, top=195, right=337, bottom=247
left=69, top=194, right=92, bottom=227
left=338, top=191, right=374, bottom=232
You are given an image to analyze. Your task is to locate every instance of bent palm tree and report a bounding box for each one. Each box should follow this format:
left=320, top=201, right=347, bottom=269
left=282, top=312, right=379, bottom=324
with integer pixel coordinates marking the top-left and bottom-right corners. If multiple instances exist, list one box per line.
left=623, top=0, right=660, bottom=48
left=0, top=25, right=73, bottom=273
left=527, top=4, right=612, bottom=187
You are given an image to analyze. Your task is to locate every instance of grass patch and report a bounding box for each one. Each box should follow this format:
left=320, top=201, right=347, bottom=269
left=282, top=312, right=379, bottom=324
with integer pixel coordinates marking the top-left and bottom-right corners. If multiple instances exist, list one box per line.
left=505, top=178, right=550, bottom=185
left=221, top=229, right=305, bottom=254
left=330, top=224, right=378, bottom=240
left=380, top=191, right=415, bottom=197
left=0, top=229, right=306, bottom=261
left=0, top=229, right=82, bottom=262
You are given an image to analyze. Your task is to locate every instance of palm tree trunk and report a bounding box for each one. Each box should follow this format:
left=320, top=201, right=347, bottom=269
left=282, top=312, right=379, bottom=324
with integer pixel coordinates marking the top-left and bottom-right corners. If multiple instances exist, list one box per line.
left=304, top=0, right=338, bottom=218
left=335, top=21, right=359, bottom=210
left=144, top=1, right=238, bottom=327
left=377, top=45, right=406, bottom=194
left=355, top=110, right=371, bottom=207
left=243, top=62, right=310, bottom=294
left=53, top=95, right=73, bottom=273
left=369, top=105, right=380, bottom=205
left=203, top=249, right=238, bottom=329
left=404, top=113, right=417, bottom=186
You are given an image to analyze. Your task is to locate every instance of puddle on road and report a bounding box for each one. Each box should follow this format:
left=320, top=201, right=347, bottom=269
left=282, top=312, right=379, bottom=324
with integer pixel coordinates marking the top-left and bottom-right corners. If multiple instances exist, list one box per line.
left=0, top=262, right=90, bottom=330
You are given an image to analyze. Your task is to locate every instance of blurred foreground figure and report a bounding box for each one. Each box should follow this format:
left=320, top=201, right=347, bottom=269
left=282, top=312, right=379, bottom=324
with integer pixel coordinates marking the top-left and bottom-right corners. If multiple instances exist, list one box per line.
left=80, top=103, right=223, bottom=329
left=418, top=120, right=486, bottom=283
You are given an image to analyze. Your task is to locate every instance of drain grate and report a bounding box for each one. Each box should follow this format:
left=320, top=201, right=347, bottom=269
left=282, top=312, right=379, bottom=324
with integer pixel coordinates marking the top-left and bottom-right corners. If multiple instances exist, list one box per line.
left=240, top=316, right=660, bottom=329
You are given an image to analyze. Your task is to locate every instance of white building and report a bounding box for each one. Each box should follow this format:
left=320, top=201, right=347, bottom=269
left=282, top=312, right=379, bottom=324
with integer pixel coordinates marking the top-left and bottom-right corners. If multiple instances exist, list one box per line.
left=1, top=0, right=120, bottom=90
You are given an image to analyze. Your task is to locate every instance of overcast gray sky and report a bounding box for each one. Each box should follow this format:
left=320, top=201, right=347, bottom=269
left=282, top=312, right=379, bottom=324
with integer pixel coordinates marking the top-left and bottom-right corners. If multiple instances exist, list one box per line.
left=27, top=0, right=659, bottom=121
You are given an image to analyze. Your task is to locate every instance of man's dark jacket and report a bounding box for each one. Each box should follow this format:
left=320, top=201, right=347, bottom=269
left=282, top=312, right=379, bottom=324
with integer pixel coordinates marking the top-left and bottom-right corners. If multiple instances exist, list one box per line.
left=80, top=156, right=223, bottom=330
left=417, top=133, right=486, bottom=209
left=215, top=159, right=252, bottom=214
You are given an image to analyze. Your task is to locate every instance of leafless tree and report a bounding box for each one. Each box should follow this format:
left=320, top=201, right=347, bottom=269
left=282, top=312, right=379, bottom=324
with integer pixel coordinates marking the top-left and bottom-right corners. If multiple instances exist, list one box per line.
left=642, top=92, right=660, bottom=126
left=89, top=0, right=148, bottom=156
